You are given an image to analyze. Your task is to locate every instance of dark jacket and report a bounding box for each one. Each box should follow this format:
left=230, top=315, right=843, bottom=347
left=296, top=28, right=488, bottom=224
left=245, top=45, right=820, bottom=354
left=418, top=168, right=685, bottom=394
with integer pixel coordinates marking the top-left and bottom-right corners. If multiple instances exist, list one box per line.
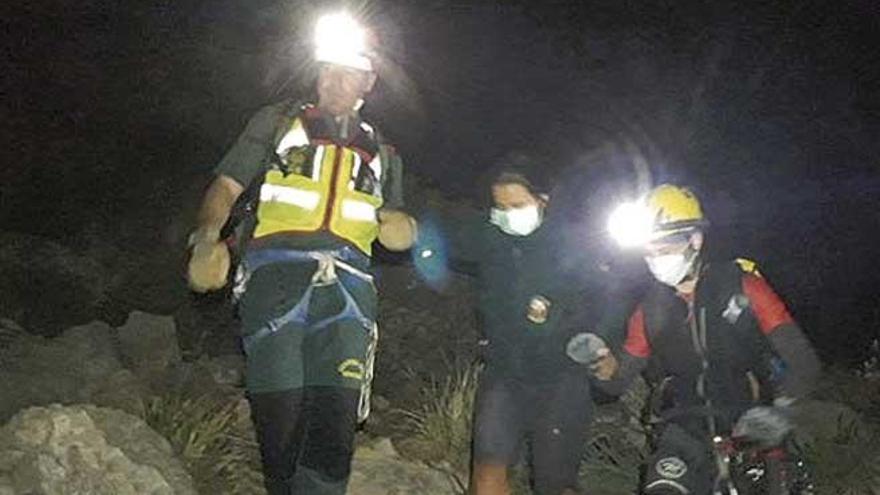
left=419, top=209, right=616, bottom=383
left=602, top=259, right=821, bottom=421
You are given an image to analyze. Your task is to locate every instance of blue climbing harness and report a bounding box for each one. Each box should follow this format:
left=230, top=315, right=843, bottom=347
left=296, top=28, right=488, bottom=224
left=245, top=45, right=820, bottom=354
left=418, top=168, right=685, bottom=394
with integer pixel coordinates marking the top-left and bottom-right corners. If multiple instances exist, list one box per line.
left=239, top=248, right=375, bottom=354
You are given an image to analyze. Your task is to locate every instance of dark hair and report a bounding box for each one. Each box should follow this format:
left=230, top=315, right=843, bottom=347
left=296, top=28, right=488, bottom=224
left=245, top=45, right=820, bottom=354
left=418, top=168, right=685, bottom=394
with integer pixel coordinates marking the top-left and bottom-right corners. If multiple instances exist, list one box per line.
left=485, top=151, right=549, bottom=196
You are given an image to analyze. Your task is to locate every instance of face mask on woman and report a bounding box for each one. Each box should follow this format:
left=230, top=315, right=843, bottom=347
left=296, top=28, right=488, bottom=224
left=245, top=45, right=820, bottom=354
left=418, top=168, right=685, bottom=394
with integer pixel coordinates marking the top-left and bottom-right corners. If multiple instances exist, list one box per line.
left=490, top=205, right=542, bottom=236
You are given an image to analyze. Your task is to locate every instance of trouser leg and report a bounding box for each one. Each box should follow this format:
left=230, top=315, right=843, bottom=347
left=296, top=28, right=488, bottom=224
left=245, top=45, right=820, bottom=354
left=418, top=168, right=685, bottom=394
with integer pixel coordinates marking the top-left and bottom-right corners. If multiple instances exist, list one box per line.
left=248, top=389, right=306, bottom=495
left=290, top=386, right=361, bottom=495
left=293, top=281, right=374, bottom=495
left=471, top=372, right=525, bottom=495
left=530, top=372, right=593, bottom=495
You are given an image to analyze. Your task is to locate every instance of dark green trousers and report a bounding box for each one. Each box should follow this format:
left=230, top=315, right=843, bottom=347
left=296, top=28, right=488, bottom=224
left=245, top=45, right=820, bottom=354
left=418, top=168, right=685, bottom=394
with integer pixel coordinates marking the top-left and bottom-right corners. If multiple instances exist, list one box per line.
left=237, top=260, right=377, bottom=495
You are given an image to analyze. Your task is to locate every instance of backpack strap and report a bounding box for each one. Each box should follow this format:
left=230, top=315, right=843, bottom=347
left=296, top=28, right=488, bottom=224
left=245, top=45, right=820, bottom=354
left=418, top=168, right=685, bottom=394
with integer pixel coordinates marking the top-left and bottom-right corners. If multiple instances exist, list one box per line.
left=373, top=129, right=405, bottom=209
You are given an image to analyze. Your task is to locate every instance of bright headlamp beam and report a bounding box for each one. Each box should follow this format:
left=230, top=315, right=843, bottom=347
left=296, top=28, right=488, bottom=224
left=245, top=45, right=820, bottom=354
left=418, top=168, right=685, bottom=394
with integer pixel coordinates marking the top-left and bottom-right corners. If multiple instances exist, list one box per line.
left=607, top=201, right=654, bottom=248
left=314, top=12, right=372, bottom=71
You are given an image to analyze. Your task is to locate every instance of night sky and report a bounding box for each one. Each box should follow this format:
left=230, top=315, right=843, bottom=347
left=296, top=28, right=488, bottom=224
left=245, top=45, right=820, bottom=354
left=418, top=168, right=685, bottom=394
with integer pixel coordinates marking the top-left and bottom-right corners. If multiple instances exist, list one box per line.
left=3, top=1, right=879, bottom=363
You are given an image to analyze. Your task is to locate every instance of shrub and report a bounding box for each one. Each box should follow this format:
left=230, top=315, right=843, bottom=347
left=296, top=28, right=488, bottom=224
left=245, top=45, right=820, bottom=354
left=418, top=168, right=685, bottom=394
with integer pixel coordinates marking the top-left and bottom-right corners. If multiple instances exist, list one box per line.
left=397, top=363, right=651, bottom=495
left=396, top=363, right=481, bottom=493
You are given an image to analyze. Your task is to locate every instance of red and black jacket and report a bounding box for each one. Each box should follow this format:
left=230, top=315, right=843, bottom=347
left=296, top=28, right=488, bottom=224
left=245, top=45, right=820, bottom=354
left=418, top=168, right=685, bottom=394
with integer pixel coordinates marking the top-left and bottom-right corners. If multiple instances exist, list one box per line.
left=621, top=260, right=813, bottom=414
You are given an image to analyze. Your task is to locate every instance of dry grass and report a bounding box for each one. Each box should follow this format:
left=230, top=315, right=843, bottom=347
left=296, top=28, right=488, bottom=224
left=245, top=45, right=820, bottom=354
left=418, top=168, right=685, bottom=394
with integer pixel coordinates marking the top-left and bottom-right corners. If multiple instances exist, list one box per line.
left=396, top=363, right=481, bottom=492
left=396, top=363, right=651, bottom=495
left=580, top=378, right=650, bottom=494
left=144, top=393, right=264, bottom=494
left=804, top=369, right=880, bottom=494
left=138, top=362, right=880, bottom=495
left=802, top=416, right=880, bottom=495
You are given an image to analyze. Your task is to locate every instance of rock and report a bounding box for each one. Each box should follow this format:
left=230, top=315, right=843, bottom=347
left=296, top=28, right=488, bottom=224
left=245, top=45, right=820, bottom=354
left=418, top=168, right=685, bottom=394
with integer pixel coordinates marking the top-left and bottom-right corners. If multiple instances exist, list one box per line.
left=88, top=369, right=147, bottom=418
left=117, top=311, right=181, bottom=380
left=0, top=318, right=28, bottom=353
left=790, top=399, right=868, bottom=446
left=348, top=437, right=459, bottom=495
left=205, top=354, right=246, bottom=387
left=0, top=232, right=113, bottom=335
left=0, top=404, right=196, bottom=495
left=0, top=321, right=143, bottom=422
left=0, top=319, right=23, bottom=333
left=371, top=394, right=391, bottom=412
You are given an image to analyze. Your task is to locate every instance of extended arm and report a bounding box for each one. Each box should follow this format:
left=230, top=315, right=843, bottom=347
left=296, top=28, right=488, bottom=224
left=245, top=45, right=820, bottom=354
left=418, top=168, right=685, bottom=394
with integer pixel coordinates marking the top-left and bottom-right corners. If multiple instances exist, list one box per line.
left=591, top=306, right=652, bottom=395
left=190, top=175, right=245, bottom=245
left=743, top=273, right=821, bottom=399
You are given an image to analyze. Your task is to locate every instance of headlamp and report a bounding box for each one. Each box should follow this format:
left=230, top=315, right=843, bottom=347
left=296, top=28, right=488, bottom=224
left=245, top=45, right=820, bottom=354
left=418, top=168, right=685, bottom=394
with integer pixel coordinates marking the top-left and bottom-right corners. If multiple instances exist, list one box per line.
left=607, top=201, right=654, bottom=248
left=314, top=12, right=373, bottom=72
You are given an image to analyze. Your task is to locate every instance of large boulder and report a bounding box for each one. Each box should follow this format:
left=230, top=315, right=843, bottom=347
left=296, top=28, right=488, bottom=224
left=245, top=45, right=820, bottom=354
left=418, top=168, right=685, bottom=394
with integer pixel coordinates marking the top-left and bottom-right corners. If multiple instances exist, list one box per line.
left=0, top=232, right=115, bottom=335
left=0, top=404, right=196, bottom=495
left=348, top=437, right=459, bottom=495
left=0, top=321, right=144, bottom=422
left=117, top=311, right=182, bottom=379
left=0, top=318, right=25, bottom=350
left=790, top=399, right=869, bottom=446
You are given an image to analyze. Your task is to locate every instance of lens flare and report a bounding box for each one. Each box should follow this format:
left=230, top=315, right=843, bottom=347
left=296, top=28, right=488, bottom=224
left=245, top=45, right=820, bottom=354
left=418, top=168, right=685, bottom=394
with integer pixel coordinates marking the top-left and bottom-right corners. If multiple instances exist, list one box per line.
left=607, top=201, right=653, bottom=248
left=314, top=12, right=373, bottom=72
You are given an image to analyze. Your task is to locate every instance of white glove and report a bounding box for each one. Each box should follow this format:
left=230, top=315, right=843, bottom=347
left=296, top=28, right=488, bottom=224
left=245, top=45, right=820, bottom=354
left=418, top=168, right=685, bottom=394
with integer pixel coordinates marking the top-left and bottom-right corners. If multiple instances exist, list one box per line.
left=566, top=333, right=610, bottom=365
left=733, top=406, right=793, bottom=447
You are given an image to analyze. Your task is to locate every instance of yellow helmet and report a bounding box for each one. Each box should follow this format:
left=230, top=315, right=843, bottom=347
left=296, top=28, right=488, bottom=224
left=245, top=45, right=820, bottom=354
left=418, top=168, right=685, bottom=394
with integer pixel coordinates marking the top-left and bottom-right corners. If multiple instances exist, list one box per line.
left=645, top=184, right=708, bottom=238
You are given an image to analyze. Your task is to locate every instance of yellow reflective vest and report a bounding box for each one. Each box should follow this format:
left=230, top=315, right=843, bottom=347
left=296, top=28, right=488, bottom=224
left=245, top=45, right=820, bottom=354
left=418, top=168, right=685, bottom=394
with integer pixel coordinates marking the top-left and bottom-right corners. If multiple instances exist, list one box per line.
left=252, top=105, right=389, bottom=255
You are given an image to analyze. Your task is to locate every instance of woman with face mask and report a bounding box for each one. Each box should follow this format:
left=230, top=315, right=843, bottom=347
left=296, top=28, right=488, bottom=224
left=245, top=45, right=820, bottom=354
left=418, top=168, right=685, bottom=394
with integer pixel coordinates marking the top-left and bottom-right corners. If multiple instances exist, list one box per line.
left=412, top=153, right=615, bottom=495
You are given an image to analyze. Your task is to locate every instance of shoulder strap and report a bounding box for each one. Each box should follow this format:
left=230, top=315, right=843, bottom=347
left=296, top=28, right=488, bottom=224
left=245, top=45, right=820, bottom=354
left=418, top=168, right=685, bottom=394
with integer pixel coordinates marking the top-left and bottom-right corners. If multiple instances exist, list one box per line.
left=368, top=125, right=405, bottom=209
left=270, top=99, right=307, bottom=151
left=222, top=100, right=305, bottom=247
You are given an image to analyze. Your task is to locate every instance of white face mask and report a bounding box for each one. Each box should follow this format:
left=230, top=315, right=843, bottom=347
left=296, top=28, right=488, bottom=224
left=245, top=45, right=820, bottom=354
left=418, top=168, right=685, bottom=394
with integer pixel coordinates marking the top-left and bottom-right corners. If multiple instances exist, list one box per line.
left=645, top=253, right=696, bottom=286
left=490, top=205, right=542, bottom=236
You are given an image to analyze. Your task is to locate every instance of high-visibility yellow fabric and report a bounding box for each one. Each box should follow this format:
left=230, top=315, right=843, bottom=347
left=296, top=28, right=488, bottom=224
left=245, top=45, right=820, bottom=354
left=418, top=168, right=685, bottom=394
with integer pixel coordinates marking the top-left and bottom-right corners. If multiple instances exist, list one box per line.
left=253, top=116, right=383, bottom=254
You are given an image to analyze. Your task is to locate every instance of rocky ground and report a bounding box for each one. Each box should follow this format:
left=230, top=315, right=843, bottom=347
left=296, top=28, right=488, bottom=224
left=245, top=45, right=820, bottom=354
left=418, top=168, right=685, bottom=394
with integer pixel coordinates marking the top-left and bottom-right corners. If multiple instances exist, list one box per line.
left=0, top=230, right=478, bottom=494
left=2, top=231, right=880, bottom=494
left=0, top=308, right=464, bottom=494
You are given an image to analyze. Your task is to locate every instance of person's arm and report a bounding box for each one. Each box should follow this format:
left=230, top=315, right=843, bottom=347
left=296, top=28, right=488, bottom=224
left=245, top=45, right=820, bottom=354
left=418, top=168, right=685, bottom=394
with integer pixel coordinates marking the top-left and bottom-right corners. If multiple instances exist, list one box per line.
left=597, top=351, right=649, bottom=396
left=191, top=103, right=286, bottom=240
left=187, top=105, right=279, bottom=291
left=591, top=277, right=644, bottom=352
left=190, top=175, right=245, bottom=246
left=592, top=306, right=652, bottom=395
left=374, top=143, right=418, bottom=251
left=742, top=274, right=821, bottom=400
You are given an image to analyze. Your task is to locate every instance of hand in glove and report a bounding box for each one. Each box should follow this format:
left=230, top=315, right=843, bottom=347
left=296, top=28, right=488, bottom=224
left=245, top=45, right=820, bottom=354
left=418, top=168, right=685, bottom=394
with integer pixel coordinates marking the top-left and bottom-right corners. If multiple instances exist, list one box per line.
left=186, top=227, right=230, bottom=293
left=733, top=405, right=794, bottom=448
left=377, top=209, right=418, bottom=251
left=567, top=333, right=617, bottom=380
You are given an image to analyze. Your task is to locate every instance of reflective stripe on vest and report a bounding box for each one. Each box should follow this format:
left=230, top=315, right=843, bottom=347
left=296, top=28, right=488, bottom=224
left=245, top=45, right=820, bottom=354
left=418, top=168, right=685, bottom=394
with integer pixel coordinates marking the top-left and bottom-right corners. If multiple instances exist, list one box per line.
left=253, top=116, right=384, bottom=254
left=259, top=184, right=321, bottom=210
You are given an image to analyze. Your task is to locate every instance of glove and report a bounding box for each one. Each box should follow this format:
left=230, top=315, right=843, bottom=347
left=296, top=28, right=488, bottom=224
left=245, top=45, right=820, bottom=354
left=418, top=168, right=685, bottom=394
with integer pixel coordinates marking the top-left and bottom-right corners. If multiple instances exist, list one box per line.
left=566, top=333, right=610, bottom=365
left=733, top=406, right=793, bottom=447
left=186, top=227, right=230, bottom=293
left=377, top=210, right=418, bottom=251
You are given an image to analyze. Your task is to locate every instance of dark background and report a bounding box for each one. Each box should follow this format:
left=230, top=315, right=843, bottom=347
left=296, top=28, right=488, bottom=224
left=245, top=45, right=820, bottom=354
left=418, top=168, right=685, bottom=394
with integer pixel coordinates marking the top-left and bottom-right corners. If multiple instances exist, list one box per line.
left=2, top=0, right=878, bottom=364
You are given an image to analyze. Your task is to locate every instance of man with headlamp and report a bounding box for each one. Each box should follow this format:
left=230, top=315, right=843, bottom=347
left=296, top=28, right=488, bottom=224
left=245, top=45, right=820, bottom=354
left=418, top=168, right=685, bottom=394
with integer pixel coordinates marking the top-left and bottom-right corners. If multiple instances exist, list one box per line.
left=570, top=184, right=820, bottom=494
left=186, top=12, right=415, bottom=495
